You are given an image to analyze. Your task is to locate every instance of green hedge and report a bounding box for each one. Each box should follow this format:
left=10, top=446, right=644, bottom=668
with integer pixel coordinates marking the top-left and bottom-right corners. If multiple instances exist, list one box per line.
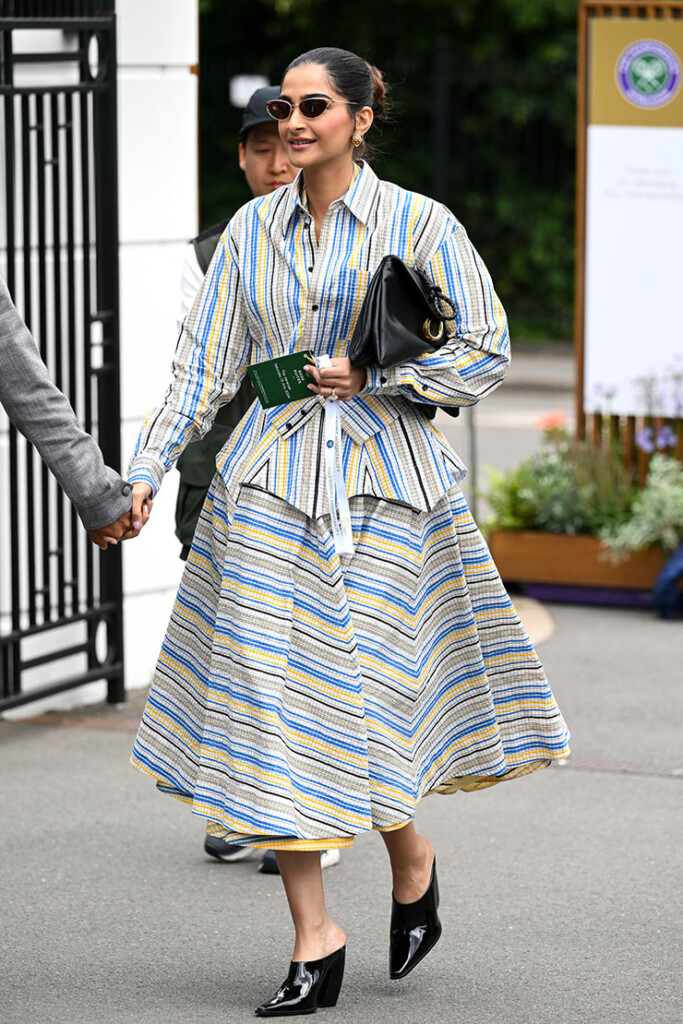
left=198, top=0, right=578, bottom=340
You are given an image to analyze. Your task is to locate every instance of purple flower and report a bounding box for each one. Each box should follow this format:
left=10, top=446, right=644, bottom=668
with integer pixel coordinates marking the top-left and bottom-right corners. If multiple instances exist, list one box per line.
left=635, top=427, right=655, bottom=454
left=656, top=425, right=678, bottom=450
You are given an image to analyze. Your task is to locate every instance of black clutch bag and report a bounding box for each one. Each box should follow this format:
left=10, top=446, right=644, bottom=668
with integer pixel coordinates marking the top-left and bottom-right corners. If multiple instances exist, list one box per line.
left=348, top=255, right=457, bottom=369
left=348, top=254, right=459, bottom=418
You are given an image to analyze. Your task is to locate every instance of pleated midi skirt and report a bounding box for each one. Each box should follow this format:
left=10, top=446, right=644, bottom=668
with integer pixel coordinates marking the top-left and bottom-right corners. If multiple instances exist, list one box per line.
left=131, top=474, right=570, bottom=849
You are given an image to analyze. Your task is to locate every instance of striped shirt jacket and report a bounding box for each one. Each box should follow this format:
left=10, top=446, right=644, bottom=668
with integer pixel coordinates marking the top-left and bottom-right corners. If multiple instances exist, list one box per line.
left=128, top=161, right=510, bottom=518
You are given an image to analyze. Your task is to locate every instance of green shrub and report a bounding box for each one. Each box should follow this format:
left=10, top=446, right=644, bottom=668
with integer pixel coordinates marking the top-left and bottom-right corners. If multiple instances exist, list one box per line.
left=601, top=454, right=683, bottom=560
left=485, top=428, right=636, bottom=536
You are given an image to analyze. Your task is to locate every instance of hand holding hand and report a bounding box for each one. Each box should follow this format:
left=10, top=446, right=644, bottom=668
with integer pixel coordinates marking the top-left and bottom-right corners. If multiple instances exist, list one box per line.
left=88, top=509, right=134, bottom=550
left=87, top=483, right=154, bottom=550
left=306, top=357, right=366, bottom=402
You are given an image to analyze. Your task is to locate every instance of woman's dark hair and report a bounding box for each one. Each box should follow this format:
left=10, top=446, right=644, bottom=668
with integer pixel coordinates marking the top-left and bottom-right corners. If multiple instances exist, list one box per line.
left=283, top=46, right=390, bottom=162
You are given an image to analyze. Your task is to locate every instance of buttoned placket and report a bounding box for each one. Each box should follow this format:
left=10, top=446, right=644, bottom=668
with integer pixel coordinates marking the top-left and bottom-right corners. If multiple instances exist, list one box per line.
left=301, top=200, right=357, bottom=556
left=302, top=210, right=318, bottom=340
left=301, top=202, right=330, bottom=418
left=299, top=199, right=348, bottom=351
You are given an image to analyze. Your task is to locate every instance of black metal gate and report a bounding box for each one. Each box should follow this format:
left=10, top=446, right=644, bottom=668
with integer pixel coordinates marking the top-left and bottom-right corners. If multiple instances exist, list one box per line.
left=0, top=0, right=123, bottom=710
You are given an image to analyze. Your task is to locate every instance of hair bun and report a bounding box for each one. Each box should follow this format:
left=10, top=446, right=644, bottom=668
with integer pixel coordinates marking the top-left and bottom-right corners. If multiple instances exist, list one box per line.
left=364, top=61, right=389, bottom=121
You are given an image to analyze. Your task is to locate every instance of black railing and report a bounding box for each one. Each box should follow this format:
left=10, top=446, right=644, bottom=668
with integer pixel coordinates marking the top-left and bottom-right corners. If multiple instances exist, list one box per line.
left=0, top=1, right=112, bottom=17
left=0, top=2, right=123, bottom=710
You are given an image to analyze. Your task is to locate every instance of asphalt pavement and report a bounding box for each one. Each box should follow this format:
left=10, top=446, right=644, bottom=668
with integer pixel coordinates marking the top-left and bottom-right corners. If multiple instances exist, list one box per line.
left=1, top=343, right=682, bottom=1024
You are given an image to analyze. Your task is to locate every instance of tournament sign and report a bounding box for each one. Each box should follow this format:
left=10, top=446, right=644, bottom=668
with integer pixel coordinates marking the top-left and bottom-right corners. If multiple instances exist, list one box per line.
left=581, top=16, right=683, bottom=419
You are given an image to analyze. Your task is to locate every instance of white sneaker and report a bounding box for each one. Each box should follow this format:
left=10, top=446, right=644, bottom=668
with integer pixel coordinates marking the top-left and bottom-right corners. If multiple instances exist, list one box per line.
left=320, top=848, right=341, bottom=870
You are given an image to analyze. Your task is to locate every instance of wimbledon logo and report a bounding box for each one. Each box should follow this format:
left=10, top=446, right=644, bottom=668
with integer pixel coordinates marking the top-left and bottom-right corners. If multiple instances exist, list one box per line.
left=616, top=39, right=681, bottom=109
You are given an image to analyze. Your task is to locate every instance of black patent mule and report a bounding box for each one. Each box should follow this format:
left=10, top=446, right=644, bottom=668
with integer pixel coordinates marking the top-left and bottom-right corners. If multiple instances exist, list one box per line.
left=390, top=857, right=442, bottom=979
left=255, top=945, right=346, bottom=1016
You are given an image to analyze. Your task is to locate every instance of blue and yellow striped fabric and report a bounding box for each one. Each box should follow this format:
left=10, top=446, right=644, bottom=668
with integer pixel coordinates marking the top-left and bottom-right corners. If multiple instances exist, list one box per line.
left=128, top=162, right=570, bottom=848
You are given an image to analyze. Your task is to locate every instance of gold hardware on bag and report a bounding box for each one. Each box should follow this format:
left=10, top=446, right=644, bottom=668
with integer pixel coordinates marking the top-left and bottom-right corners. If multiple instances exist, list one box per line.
left=422, top=319, right=444, bottom=342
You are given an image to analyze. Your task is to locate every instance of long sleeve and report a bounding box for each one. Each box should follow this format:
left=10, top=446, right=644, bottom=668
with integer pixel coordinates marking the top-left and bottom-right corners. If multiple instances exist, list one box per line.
left=128, top=221, right=253, bottom=495
left=0, top=277, right=131, bottom=531
left=364, top=220, right=510, bottom=407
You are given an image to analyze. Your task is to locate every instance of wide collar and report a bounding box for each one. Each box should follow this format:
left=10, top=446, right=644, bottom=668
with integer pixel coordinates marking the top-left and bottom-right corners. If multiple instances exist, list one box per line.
left=281, top=160, right=381, bottom=236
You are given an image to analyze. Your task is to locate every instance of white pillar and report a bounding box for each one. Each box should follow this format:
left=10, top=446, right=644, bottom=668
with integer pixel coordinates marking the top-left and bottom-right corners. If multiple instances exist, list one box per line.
left=117, top=0, right=199, bottom=692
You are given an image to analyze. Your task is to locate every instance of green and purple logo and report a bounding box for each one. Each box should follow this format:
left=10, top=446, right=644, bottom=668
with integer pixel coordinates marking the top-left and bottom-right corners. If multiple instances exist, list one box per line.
left=616, top=39, right=681, bottom=109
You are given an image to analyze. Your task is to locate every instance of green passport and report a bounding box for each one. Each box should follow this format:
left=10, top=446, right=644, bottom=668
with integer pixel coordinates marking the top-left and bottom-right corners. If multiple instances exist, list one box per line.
left=247, top=350, right=316, bottom=409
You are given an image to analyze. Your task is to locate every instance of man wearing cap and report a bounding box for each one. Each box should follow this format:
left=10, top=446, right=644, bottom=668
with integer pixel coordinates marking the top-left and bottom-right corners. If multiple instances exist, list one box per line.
left=174, top=87, right=340, bottom=874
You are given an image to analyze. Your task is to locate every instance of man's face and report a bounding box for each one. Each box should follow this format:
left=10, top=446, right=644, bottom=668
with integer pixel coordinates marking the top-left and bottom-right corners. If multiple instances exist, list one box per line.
left=238, top=123, right=297, bottom=198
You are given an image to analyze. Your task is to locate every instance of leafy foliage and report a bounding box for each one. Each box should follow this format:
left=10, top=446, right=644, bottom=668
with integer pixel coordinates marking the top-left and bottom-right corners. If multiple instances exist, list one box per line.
left=197, top=0, right=578, bottom=338
left=485, top=429, right=636, bottom=536
left=602, top=455, right=683, bottom=559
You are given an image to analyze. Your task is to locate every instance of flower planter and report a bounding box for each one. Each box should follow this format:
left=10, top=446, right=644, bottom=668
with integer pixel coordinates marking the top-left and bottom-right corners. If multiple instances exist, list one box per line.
left=488, top=529, right=666, bottom=590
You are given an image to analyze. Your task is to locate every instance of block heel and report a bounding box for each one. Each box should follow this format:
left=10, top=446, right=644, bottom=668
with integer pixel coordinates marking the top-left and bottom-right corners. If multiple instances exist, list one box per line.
left=255, top=945, right=346, bottom=1016
left=316, top=946, right=345, bottom=1007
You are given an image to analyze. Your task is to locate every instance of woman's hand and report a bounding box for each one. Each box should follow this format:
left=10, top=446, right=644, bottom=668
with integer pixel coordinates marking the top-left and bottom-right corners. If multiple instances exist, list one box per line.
left=306, top=357, right=367, bottom=402
left=130, top=482, right=154, bottom=534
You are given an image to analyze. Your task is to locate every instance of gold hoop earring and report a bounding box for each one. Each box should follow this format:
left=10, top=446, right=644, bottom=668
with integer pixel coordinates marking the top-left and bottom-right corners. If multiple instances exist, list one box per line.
left=352, top=133, right=363, bottom=148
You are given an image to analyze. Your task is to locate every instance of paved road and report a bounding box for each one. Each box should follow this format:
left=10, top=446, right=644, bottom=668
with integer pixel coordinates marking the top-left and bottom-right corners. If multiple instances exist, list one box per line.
left=2, top=344, right=682, bottom=1023
left=1, top=600, right=682, bottom=1024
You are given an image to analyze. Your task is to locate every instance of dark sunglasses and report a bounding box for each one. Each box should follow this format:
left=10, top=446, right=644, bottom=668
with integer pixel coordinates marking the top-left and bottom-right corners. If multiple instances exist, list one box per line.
left=266, top=96, right=347, bottom=121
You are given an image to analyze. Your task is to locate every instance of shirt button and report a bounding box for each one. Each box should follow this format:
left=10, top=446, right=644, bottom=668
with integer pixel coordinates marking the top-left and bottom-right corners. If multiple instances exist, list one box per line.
left=304, top=220, right=311, bottom=228
left=285, top=421, right=292, bottom=430
left=380, top=376, right=387, bottom=384
left=308, top=266, right=313, bottom=272
left=312, top=304, right=319, bottom=311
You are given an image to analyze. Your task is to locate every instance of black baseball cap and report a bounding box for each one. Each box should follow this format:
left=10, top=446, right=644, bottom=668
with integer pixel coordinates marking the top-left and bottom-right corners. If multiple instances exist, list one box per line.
left=239, top=85, right=282, bottom=141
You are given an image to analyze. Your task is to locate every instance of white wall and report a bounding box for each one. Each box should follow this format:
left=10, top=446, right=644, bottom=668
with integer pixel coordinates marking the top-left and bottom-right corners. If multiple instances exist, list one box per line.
left=1, top=1, right=199, bottom=716
left=117, top=0, right=198, bottom=693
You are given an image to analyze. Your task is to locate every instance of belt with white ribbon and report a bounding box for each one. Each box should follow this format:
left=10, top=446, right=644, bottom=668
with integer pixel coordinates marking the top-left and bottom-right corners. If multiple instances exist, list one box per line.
left=316, top=355, right=354, bottom=557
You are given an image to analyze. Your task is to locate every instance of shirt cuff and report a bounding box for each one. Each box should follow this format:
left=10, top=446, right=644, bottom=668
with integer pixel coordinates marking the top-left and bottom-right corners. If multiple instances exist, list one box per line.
left=127, top=461, right=163, bottom=497
left=363, top=364, right=402, bottom=395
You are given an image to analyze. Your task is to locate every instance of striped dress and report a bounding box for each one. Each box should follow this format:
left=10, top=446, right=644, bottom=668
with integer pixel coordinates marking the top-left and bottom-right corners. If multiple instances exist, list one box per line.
left=127, top=162, right=570, bottom=850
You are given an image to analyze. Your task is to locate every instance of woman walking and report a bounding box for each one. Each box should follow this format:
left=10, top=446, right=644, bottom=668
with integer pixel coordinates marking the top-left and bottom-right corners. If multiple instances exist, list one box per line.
left=127, top=47, right=570, bottom=1016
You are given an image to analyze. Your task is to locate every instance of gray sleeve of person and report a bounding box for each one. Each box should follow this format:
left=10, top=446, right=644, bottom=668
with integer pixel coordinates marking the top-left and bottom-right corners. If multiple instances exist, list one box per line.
left=0, top=276, right=132, bottom=531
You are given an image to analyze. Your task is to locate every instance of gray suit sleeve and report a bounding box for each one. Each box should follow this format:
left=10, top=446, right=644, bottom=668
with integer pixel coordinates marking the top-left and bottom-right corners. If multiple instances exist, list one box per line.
left=0, top=276, right=132, bottom=531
